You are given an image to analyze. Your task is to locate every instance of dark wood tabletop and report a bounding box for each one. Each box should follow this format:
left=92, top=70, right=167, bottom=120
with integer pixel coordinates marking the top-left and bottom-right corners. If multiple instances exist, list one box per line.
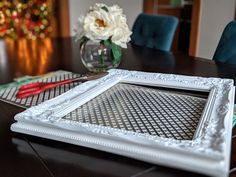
left=0, top=37, right=236, bottom=177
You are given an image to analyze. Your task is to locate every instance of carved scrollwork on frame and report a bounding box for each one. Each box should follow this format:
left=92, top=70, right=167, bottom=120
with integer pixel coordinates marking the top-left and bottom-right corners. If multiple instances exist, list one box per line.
left=12, top=69, right=235, bottom=177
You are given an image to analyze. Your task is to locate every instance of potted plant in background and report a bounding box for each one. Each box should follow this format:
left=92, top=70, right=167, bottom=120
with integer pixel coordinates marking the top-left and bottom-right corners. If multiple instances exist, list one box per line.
left=75, top=3, right=132, bottom=72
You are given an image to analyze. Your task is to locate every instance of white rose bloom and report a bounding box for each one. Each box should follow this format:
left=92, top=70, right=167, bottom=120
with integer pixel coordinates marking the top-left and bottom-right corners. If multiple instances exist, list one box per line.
left=112, top=27, right=132, bottom=48
left=83, top=9, right=115, bottom=41
left=108, top=4, right=123, bottom=15
left=111, top=13, right=132, bottom=48
left=75, top=3, right=132, bottom=48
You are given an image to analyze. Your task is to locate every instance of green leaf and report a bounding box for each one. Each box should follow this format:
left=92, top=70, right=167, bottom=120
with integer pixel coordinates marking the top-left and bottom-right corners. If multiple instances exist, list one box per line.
left=80, top=36, right=89, bottom=48
left=101, top=39, right=111, bottom=47
left=111, top=43, right=122, bottom=65
left=101, top=6, right=109, bottom=12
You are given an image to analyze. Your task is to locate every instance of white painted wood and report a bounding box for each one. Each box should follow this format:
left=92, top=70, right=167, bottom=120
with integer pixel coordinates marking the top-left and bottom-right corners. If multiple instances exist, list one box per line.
left=11, top=69, right=235, bottom=177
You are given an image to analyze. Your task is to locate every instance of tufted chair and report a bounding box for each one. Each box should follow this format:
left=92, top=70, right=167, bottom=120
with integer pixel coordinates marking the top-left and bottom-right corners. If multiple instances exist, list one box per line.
left=213, top=21, right=236, bottom=64
left=131, top=13, right=178, bottom=51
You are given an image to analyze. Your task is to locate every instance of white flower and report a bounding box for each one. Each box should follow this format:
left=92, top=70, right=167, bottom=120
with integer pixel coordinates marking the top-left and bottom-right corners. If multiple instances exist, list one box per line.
left=112, top=27, right=132, bottom=48
left=108, top=4, right=123, bottom=15
left=75, top=3, right=132, bottom=48
left=110, top=10, right=132, bottom=48
left=83, top=8, right=115, bottom=41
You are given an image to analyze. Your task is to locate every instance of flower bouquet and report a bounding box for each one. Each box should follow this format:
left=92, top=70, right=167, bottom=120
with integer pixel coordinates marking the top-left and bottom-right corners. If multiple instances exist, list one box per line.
left=75, top=3, right=132, bottom=72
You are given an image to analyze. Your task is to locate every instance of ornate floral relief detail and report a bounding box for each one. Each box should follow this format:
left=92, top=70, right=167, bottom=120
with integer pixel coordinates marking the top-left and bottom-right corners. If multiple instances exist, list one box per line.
left=15, top=69, right=131, bottom=122
left=14, top=69, right=234, bottom=159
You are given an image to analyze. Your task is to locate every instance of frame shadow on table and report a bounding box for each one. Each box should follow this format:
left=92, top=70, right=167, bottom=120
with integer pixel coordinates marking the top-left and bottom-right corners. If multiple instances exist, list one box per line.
left=12, top=135, right=209, bottom=177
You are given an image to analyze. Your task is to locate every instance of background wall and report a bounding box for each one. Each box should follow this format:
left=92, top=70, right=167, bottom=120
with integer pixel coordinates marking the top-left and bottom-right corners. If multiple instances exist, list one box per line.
left=69, top=0, right=236, bottom=60
left=68, top=0, right=143, bottom=36
left=197, top=0, right=235, bottom=59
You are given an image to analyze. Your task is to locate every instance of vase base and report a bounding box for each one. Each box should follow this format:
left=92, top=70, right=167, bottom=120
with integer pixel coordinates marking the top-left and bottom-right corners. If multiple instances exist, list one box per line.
left=83, top=61, right=120, bottom=73
left=80, top=40, right=122, bottom=73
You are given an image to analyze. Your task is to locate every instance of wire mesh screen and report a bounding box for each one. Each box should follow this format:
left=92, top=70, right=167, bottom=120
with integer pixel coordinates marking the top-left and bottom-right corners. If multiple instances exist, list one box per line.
left=63, top=83, right=208, bottom=140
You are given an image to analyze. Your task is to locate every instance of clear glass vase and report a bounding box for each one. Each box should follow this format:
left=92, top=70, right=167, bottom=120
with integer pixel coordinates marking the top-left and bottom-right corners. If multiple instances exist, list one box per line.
left=80, top=40, right=122, bottom=72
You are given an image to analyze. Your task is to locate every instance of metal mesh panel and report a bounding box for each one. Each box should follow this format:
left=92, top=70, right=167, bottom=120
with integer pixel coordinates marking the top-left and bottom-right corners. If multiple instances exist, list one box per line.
left=63, top=83, right=207, bottom=140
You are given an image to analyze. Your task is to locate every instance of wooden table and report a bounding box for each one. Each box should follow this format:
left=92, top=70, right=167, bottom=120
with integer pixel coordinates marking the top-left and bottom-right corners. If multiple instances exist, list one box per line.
left=0, top=38, right=236, bottom=177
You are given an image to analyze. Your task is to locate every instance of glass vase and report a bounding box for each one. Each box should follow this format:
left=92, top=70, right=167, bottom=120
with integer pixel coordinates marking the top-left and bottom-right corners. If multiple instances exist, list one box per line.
left=80, top=40, right=122, bottom=73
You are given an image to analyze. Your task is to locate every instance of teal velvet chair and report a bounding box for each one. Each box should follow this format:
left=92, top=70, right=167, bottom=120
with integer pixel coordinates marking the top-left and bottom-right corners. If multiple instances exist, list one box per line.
left=131, top=13, right=178, bottom=51
left=213, top=21, right=236, bottom=64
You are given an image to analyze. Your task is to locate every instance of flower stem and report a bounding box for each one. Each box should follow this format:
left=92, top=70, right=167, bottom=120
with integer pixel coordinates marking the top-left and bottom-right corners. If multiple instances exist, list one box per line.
left=99, top=50, right=105, bottom=66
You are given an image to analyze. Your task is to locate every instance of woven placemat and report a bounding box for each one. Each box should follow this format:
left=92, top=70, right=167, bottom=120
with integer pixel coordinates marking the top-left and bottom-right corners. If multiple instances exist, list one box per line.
left=0, top=71, right=82, bottom=108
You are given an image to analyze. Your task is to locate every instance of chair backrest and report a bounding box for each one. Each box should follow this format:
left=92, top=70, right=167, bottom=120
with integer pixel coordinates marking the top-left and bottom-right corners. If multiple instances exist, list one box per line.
left=213, top=21, right=236, bottom=64
left=131, top=13, right=178, bottom=51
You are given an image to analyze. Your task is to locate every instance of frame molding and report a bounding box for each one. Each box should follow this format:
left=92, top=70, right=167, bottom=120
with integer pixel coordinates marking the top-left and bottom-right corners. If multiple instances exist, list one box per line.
left=11, top=69, right=234, bottom=177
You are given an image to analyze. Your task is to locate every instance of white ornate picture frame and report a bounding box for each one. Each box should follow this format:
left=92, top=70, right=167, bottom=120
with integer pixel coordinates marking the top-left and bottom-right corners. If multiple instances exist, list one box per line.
left=11, top=69, right=235, bottom=177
